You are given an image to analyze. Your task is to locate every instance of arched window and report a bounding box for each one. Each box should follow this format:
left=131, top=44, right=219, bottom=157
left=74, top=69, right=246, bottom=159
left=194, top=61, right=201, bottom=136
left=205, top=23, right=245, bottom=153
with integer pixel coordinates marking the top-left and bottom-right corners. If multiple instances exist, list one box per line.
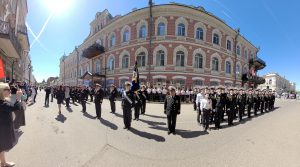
left=156, top=50, right=165, bottom=66
left=196, top=27, right=204, bottom=40
left=108, top=58, right=114, bottom=71
left=139, top=25, right=147, bottom=38
left=245, top=50, right=248, bottom=59
left=79, top=67, right=83, bottom=76
left=227, top=40, right=232, bottom=50
left=176, top=51, right=185, bottom=67
left=122, top=55, right=129, bottom=69
left=194, top=53, right=203, bottom=68
left=236, top=64, right=241, bottom=74
left=137, top=52, right=146, bottom=67
left=193, top=80, right=204, bottom=87
left=243, top=66, right=248, bottom=74
left=157, top=23, right=165, bottom=36
left=212, top=57, right=219, bottom=71
left=123, top=30, right=129, bottom=42
left=177, top=23, right=185, bottom=36
left=86, top=64, right=90, bottom=72
left=213, top=33, right=219, bottom=45
left=95, top=59, right=101, bottom=73
left=225, top=61, right=231, bottom=74
left=237, top=46, right=241, bottom=55
left=210, top=81, right=219, bottom=86
left=110, top=34, right=116, bottom=47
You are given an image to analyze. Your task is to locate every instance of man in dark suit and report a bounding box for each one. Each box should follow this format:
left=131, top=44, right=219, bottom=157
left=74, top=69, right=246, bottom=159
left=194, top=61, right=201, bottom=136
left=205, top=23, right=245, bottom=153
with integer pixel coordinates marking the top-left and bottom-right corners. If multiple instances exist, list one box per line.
left=109, top=85, right=117, bottom=113
left=140, top=85, right=147, bottom=115
left=44, top=86, right=51, bottom=106
left=122, top=82, right=135, bottom=130
left=164, top=86, right=181, bottom=135
left=94, top=84, right=104, bottom=119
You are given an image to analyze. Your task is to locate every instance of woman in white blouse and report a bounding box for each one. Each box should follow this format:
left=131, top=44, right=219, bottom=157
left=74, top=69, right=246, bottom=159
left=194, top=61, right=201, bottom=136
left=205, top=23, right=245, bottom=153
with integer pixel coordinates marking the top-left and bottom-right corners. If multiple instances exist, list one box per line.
left=200, top=93, right=212, bottom=131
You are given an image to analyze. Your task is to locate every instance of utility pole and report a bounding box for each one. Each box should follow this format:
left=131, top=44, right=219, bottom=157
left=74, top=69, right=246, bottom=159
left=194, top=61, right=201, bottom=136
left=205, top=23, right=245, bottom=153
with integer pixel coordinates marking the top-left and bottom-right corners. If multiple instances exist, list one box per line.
left=148, top=0, right=153, bottom=86
left=233, top=28, right=240, bottom=87
left=75, top=46, right=79, bottom=86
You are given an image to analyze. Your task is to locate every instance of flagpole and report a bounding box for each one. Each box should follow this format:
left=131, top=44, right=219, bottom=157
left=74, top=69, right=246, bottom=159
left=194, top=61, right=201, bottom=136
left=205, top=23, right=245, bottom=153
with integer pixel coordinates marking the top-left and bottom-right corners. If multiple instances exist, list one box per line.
left=148, top=0, right=153, bottom=86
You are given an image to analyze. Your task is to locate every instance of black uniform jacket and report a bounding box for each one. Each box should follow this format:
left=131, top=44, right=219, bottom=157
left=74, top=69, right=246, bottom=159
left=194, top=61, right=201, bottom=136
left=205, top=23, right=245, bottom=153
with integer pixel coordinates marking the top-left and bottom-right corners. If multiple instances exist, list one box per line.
left=164, top=95, right=181, bottom=116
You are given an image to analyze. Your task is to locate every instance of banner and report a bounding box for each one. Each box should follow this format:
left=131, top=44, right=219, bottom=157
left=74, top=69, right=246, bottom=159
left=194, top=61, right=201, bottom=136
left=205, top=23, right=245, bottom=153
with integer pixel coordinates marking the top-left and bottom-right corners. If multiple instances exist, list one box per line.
left=0, top=58, right=5, bottom=79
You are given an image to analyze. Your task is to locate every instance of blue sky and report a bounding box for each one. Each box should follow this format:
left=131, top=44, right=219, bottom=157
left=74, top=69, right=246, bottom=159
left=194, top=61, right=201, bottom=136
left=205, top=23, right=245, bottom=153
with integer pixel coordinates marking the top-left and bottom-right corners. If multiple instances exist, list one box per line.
left=27, top=0, right=300, bottom=90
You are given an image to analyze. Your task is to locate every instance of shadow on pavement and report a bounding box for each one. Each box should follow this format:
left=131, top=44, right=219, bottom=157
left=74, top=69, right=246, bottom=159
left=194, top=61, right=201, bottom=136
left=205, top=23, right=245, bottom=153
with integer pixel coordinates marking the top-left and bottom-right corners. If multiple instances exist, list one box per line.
left=55, top=113, right=67, bottom=123
left=144, top=113, right=166, bottom=119
left=150, top=126, right=208, bottom=138
left=27, top=103, right=35, bottom=106
left=129, top=127, right=165, bottom=142
left=13, top=129, right=24, bottom=146
left=139, top=118, right=166, bottom=126
left=100, top=118, right=118, bottom=130
left=66, top=107, right=73, bottom=113
left=114, top=112, right=123, bottom=118
left=83, top=112, right=96, bottom=119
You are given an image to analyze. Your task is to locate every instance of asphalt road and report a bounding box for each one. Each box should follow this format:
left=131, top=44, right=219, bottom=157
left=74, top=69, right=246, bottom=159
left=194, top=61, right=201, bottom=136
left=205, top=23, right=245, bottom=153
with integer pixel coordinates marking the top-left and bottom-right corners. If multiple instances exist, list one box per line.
left=7, top=91, right=300, bottom=167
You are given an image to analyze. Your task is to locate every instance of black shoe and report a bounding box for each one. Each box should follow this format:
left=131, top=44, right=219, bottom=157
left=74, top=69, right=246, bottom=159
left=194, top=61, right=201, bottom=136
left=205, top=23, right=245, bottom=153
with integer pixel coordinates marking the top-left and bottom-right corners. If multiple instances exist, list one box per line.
left=168, top=131, right=171, bottom=135
left=123, top=126, right=127, bottom=129
left=172, top=131, right=176, bottom=135
left=127, top=127, right=131, bottom=130
left=136, top=118, right=139, bottom=121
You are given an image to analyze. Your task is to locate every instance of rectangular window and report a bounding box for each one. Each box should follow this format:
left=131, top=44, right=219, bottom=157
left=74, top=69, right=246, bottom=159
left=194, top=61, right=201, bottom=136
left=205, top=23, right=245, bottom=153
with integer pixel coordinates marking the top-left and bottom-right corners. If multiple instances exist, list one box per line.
left=227, top=40, right=231, bottom=50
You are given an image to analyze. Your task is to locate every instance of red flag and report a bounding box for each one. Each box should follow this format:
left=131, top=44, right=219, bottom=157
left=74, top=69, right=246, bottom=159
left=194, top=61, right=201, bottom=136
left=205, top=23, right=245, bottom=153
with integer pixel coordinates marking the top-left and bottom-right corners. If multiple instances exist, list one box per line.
left=0, top=58, right=6, bottom=79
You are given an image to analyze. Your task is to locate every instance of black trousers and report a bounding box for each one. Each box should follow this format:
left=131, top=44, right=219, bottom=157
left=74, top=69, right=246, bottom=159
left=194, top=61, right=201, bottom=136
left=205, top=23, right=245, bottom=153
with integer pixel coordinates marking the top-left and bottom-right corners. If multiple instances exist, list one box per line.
left=45, top=95, right=49, bottom=106
left=34, top=94, right=37, bottom=102
left=110, top=100, right=116, bottom=113
left=65, top=98, right=70, bottom=107
left=260, top=102, right=265, bottom=113
left=238, top=104, right=244, bottom=121
left=254, top=103, right=259, bottom=115
left=215, top=106, right=222, bottom=128
left=51, top=94, right=54, bottom=102
left=202, top=109, right=211, bottom=130
left=123, top=107, right=132, bottom=128
left=81, top=101, right=86, bottom=112
left=167, top=114, right=177, bottom=133
left=228, top=107, right=235, bottom=125
left=247, top=103, right=253, bottom=117
left=197, top=103, right=201, bottom=123
left=95, top=103, right=101, bottom=118
left=141, top=101, right=146, bottom=114
left=90, top=94, right=93, bottom=102
left=134, top=105, right=141, bottom=119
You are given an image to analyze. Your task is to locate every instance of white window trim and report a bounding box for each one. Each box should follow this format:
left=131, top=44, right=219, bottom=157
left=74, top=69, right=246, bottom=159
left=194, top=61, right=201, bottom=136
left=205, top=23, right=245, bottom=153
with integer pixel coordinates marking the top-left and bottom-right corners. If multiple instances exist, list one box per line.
left=155, top=16, right=168, bottom=36
left=224, top=57, right=233, bottom=75
left=172, top=76, right=187, bottom=80
left=193, top=48, right=206, bottom=69
left=153, top=75, right=167, bottom=79
left=135, top=46, right=148, bottom=67
left=136, top=19, right=148, bottom=39
left=153, top=44, right=168, bottom=66
left=121, top=25, right=131, bottom=43
left=119, top=50, right=130, bottom=68
left=212, top=28, right=222, bottom=46
left=210, top=52, right=222, bottom=72
left=194, top=22, right=206, bottom=41
left=173, top=45, right=188, bottom=67
left=175, top=17, right=188, bottom=36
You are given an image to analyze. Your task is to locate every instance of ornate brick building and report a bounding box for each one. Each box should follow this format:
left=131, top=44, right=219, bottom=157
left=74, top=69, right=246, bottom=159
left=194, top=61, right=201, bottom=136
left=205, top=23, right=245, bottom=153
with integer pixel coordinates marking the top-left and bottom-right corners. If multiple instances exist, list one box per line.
left=59, top=3, right=265, bottom=89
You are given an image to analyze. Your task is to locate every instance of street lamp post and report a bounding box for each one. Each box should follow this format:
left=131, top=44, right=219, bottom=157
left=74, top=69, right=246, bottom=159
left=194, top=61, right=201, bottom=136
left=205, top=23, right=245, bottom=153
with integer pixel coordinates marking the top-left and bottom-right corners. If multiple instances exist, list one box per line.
left=75, top=46, right=79, bottom=86
left=148, top=0, right=153, bottom=86
left=233, top=28, right=240, bottom=87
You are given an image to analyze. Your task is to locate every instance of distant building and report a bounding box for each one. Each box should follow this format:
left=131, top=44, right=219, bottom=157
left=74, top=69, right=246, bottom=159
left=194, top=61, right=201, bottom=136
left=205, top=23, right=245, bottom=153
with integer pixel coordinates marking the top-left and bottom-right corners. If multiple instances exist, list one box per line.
left=258, top=73, right=296, bottom=93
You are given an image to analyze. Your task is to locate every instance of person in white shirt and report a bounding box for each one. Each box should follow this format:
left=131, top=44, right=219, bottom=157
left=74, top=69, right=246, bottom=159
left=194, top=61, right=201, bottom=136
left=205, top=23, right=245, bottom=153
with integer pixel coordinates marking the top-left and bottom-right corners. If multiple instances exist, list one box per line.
left=65, top=86, right=70, bottom=108
left=196, top=88, right=204, bottom=123
left=152, top=87, right=157, bottom=101
left=180, top=89, right=186, bottom=102
left=162, top=87, right=168, bottom=101
left=200, top=92, right=212, bottom=131
left=157, top=87, right=162, bottom=102
left=185, top=89, right=190, bottom=103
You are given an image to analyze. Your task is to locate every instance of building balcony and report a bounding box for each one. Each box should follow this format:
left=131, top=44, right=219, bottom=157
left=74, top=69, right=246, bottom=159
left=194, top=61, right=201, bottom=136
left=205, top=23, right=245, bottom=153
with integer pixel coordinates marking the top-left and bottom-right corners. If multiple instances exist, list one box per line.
left=82, top=42, right=105, bottom=59
left=248, top=75, right=266, bottom=85
left=0, top=20, right=23, bottom=59
left=17, top=25, right=30, bottom=50
left=249, top=57, right=266, bottom=70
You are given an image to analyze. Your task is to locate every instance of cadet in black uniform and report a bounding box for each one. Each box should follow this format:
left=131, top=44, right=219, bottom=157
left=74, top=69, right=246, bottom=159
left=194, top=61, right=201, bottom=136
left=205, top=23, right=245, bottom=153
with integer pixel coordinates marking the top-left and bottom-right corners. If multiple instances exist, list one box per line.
left=94, top=84, right=104, bottom=119
left=109, top=85, right=117, bottom=113
left=271, top=90, right=276, bottom=110
left=140, top=85, right=147, bottom=115
left=164, top=86, right=181, bottom=135
left=134, top=91, right=142, bottom=120
left=253, top=89, right=260, bottom=115
left=122, top=82, right=135, bottom=130
left=214, top=86, right=225, bottom=129
left=246, top=89, right=254, bottom=118
left=209, top=87, right=216, bottom=124
left=89, top=87, right=95, bottom=102
left=227, top=88, right=235, bottom=126
left=80, top=86, right=88, bottom=113
left=236, top=88, right=245, bottom=122
left=260, top=91, right=265, bottom=114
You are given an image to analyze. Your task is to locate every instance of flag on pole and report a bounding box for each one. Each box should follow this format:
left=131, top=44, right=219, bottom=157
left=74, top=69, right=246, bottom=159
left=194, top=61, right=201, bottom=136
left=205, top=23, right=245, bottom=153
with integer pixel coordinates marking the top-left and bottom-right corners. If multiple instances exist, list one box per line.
left=0, top=58, right=5, bottom=79
left=131, top=60, right=140, bottom=92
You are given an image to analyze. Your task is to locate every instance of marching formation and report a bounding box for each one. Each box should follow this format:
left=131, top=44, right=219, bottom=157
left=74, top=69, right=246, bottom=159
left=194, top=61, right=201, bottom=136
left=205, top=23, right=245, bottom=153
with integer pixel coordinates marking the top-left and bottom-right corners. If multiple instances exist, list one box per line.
left=43, top=83, right=276, bottom=135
